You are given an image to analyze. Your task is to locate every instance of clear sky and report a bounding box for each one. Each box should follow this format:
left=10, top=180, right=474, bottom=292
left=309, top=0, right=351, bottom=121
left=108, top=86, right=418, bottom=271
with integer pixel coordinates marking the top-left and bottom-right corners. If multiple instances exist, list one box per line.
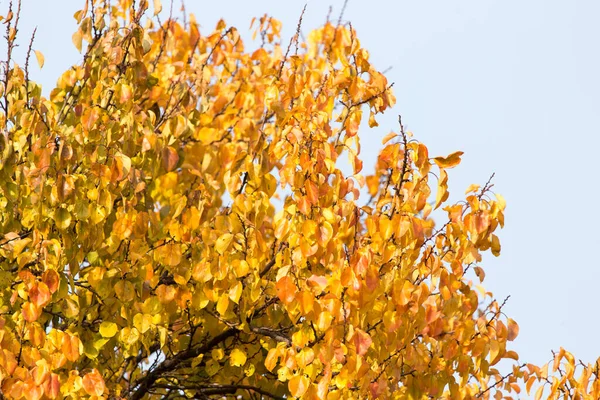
left=11, top=0, right=600, bottom=375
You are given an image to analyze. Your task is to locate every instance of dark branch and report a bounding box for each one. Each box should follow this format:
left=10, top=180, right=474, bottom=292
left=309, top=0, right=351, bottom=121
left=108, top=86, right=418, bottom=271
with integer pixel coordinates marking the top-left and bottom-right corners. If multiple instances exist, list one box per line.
left=250, top=325, right=291, bottom=346
left=128, top=328, right=238, bottom=400
left=155, top=383, right=285, bottom=400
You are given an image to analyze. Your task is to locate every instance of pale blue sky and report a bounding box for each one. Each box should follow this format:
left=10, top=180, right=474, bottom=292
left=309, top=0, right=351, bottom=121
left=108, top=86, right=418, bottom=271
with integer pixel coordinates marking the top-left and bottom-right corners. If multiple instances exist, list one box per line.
left=12, top=0, right=600, bottom=373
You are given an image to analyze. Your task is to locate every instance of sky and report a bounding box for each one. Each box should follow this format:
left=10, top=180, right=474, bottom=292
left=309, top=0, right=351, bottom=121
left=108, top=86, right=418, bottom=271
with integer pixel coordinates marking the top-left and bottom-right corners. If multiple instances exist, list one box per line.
left=9, top=0, right=600, bottom=377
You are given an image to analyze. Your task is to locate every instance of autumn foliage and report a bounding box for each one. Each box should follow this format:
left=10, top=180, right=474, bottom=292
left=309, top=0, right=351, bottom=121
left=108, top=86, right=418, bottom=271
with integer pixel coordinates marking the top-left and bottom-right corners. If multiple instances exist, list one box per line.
left=0, top=0, right=597, bottom=399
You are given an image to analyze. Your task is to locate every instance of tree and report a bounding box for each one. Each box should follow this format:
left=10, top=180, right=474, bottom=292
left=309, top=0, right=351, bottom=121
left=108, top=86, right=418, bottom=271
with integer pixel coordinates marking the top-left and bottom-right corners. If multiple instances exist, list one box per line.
left=0, top=0, right=597, bottom=399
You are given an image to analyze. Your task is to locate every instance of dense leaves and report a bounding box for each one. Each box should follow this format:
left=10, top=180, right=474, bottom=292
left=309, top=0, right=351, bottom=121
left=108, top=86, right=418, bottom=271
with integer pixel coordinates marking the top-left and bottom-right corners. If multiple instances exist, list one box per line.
left=0, top=0, right=597, bottom=399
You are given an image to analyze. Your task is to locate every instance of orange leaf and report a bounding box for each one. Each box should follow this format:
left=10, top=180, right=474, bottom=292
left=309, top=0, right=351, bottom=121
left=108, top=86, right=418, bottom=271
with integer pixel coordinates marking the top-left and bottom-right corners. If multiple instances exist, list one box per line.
left=82, top=369, right=105, bottom=396
left=156, top=243, right=182, bottom=266
left=161, top=146, right=179, bottom=172
left=62, top=333, right=82, bottom=362
left=29, top=282, right=51, bottom=308
left=265, top=348, right=280, bottom=372
left=22, top=302, right=42, bottom=322
left=42, top=373, right=60, bottom=399
left=434, top=169, right=449, bottom=209
left=305, top=180, right=319, bottom=206
left=31, top=360, right=49, bottom=386
left=381, top=131, right=397, bottom=145
left=353, top=329, right=372, bottom=356
left=307, top=275, right=328, bottom=293
left=507, top=318, right=519, bottom=341
left=296, top=291, right=314, bottom=314
left=276, top=276, right=297, bottom=305
left=42, top=269, right=60, bottom=294
left=433, top=151, right=463, bottom=169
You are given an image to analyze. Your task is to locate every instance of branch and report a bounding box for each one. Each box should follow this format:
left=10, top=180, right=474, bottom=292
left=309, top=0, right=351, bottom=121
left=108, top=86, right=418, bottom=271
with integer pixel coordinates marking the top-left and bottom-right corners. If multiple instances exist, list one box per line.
left=128, top=328, right=238, bottom=400
left=476, top=363, right=526, bottom=398
left=154, top=383, right=285, bottom=400
left=250, top=325, right=291, bottom=346
left=259, top=258, right=276, bottom=278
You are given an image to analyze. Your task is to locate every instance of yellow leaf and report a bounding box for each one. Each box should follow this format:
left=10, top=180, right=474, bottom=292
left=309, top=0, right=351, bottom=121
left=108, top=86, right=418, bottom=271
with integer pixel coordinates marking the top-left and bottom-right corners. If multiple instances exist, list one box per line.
left=228, top=281, right=242, bottom=304
left=120, top=327, right=140, bottom=346
left=191, top=354, right=204, bottom=368
left=72, top=29, right=83, bottom=52
left=495, top=193, right=506, bottom=210
left=381, top=131, right=397, bottom=144
left=115, top=280, right=135, bottom=302
left=433, top=151, right=464, bottom=169
left=215, top=233, right=233, bottom=255
left=216, top=293, right=229, bottom=316
left=534, top=385, right=544, bottom=400
left=489, top=340, right=501, bottom=365
left=34, top=50, right=44, bottom=68
left=133, top=313, right=152, bottom=334
left=379, top=215, right=393, bottom=241
left=288, top=375, right=310, bottom=398
left=230, top=348, right=247, bottom=367
left=99, top=322, right=118, bottom=338
left=465, top=183, right=480, bottom=194
left=211, top=348, right=224, bottom=361
left=244, top=363, right=255, bottom=377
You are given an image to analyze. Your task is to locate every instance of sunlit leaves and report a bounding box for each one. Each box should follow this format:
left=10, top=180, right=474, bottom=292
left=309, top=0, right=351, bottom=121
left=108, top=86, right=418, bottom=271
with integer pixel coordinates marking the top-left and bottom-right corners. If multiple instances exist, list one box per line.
left=0, top=1, right=593, bottom=399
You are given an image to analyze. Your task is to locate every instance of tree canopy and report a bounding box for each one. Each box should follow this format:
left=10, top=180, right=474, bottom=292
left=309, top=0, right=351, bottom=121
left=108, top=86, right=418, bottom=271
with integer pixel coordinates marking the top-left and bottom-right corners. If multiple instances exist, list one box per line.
left=0, top=0, right=597, bottom=399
